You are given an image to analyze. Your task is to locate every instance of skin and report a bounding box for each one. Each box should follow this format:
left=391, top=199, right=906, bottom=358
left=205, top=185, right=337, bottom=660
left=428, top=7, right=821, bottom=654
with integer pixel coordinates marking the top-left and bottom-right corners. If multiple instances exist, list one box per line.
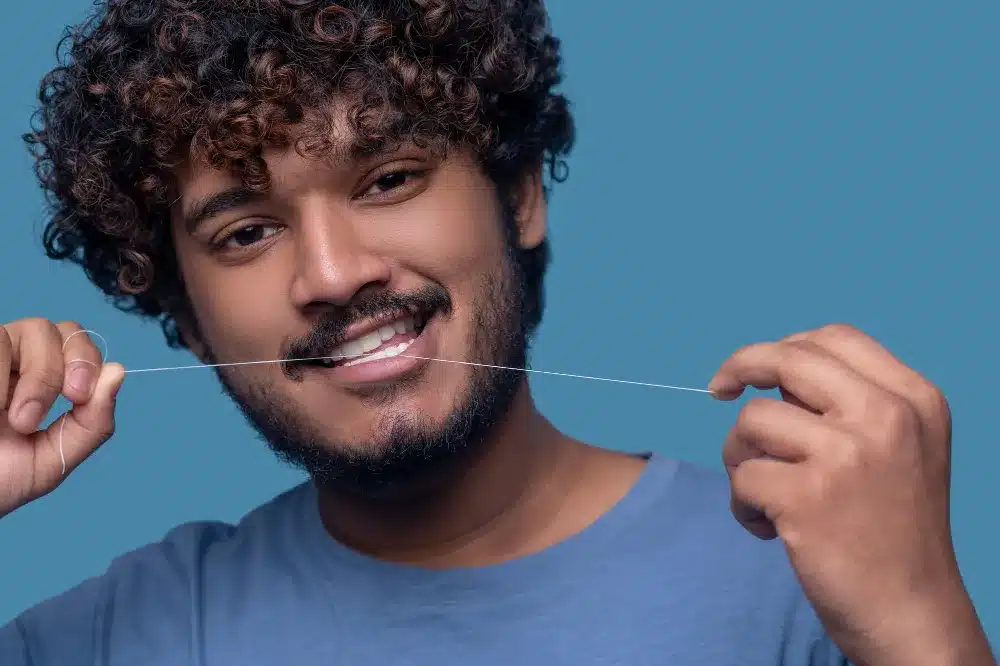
left=0, top=136, right=993, bottom=663
left=166, top=126, right=648, bottom=562
left=710, top=324, right=995, bottom=665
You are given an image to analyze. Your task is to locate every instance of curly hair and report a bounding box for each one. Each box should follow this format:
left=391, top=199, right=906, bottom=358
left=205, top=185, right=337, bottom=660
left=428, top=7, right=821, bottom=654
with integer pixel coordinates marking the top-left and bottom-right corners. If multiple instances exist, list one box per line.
left=26, top=0, right=575, bottom=349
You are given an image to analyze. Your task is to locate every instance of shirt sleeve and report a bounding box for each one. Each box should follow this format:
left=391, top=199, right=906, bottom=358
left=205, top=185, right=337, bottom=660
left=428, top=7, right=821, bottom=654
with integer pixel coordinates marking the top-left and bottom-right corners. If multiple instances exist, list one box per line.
left=0, top=576, right=105, bottom=666
left=0, top=520, right=234, bottom=666
left=0, top=620, right=31, bottom=666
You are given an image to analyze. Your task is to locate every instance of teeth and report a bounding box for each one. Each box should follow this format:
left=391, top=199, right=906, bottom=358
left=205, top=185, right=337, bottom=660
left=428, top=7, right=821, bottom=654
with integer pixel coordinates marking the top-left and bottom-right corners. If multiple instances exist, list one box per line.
left=359, top=331, right=382, bottom=353
left=328, top=316, right=417, bottom=362
left=343, top=339, right=415, bottom=367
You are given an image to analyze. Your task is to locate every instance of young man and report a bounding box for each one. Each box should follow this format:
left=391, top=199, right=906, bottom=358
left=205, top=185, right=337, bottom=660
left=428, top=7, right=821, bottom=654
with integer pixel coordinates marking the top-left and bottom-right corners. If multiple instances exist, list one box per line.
left=0, top=1, right=993, bottom=664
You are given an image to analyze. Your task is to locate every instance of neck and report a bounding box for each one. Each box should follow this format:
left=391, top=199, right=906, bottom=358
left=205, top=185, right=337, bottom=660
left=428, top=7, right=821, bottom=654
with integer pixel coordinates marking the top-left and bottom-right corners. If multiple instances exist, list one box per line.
left=316, top=382, right=586, bottom=566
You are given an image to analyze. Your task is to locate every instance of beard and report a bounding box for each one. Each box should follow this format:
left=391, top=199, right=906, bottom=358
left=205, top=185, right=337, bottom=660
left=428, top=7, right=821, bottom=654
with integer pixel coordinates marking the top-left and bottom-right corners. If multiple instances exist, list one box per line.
left=207, top=220, right=533, bottom=498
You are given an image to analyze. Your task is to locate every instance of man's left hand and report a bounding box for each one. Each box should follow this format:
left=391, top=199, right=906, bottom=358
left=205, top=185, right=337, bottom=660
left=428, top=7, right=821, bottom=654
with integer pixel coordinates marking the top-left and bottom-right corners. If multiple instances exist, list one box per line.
left=709, top=324, right=994, bottom=666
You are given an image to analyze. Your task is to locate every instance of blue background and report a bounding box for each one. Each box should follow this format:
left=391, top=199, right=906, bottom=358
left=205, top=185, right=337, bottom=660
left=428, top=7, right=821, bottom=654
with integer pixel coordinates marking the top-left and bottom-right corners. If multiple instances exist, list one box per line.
left=1, top=1, right=997, bottom=642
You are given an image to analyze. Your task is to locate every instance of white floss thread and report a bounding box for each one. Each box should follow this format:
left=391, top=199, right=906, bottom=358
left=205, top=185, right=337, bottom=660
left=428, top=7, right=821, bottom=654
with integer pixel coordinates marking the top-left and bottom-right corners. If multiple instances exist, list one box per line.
left=58, top=329, right=111, bottom=475
left=54, top=330, right=711, bottom=475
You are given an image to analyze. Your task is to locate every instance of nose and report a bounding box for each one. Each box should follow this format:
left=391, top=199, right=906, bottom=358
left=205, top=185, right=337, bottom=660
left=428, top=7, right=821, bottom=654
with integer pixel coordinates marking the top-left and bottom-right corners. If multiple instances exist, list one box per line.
left=288, top=205, right=393, bottom=310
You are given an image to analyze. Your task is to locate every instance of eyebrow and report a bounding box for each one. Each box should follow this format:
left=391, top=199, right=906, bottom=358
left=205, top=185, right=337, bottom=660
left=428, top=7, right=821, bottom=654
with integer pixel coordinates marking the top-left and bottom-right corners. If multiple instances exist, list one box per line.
left=182, top=186, right=264, bottom=234
left=179, top=142, right=426, bottom=233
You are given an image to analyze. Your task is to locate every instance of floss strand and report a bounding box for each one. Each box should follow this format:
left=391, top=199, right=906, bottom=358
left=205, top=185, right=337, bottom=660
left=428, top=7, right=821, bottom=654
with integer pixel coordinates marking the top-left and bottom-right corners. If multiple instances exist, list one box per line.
left=52, top=331, right=711, bottom=475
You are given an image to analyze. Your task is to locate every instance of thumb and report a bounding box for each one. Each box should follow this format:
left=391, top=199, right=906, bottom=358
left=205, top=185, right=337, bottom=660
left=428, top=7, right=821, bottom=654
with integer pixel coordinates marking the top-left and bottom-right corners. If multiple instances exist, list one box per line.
left=40, top=362, right=125, bottom=479
left=70, top=362, right=126, bottom=436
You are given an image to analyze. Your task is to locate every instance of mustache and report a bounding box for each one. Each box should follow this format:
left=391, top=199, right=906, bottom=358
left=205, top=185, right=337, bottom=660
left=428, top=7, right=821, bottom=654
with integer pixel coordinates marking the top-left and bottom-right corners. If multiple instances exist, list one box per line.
left=282, top=284, right=452, bottom=366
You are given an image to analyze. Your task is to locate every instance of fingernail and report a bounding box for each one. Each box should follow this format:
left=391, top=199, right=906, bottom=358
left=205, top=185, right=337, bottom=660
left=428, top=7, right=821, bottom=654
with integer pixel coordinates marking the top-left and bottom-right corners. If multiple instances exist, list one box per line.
left=16, top=400, right=44, bottom=430
left=68, top=366, right=93, bottom=395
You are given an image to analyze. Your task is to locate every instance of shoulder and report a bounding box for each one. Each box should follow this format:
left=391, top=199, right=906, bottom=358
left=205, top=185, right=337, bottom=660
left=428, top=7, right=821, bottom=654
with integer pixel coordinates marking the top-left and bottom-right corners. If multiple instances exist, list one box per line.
left=87, top=481, right=309, bottom=594
left=2, top=482, right=311, bottom=665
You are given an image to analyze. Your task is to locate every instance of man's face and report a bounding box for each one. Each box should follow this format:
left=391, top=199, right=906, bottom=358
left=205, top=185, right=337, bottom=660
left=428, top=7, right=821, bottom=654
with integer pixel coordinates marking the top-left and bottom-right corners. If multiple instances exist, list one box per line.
left=169, top=131, right=546, bottom=496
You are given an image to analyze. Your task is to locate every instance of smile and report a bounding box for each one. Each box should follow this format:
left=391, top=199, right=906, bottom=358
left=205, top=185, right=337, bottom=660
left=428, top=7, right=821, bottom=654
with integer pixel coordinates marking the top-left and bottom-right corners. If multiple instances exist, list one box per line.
left=311, top=311, right=429, bottom=369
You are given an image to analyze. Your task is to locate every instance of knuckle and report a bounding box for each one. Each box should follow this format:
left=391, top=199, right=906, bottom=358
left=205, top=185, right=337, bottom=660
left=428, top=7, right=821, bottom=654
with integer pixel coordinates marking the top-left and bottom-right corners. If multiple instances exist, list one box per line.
left=783, top=338, right=816, bottom=355
left=819, top=322, right=857, bottom=338
left=62, top=331, right=101, bottom=360
left=876, top=396, right=919, bottom=442
left=56, top=320, right=84, bottom=333
left=720, top=431, right=745, bottom=468
left=736, top=397, right=773, bottom=431
left=780, top=330, right=810, bottom=343
left=72, top=411, right=117, bottom=443
left=781, top=339, right=821, bottom=367
left=728, top=465, right=754, bottom=501
left=21, top=317, right=55, bottom=333
left=728, top=342, right=757, bottom=363
left=804, top=467, right=834, bottom=504
left=827, top=430, right=864, bottom=470
left=916, top=382, right=950, bottom=421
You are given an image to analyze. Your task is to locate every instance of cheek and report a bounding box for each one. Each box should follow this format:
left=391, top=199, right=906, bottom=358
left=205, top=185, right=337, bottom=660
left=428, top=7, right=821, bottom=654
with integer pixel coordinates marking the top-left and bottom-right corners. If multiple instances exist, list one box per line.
left=178, top=252, right=292, bottom=362
left=380, top=191, right=507, bottom=286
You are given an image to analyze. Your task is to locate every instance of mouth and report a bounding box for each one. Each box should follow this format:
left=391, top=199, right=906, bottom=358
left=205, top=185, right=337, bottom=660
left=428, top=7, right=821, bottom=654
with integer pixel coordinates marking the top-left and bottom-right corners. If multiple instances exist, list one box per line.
left=302, top=309, right=430, bottom=370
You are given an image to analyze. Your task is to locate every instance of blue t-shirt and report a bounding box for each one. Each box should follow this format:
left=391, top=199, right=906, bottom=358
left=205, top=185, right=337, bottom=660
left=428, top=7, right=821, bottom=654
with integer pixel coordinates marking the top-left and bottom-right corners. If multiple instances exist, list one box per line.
left=1, top=455, right=848, bottom=665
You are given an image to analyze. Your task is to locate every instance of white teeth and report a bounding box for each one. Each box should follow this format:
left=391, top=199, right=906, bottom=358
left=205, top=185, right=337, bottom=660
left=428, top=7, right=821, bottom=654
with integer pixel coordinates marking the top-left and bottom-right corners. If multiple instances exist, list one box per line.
left=329, top=316, right=417, bottom=361
left=343, top=339, right=415, bottom=367
left=325, top=314, right=424, bottom=364
left=359, top=331, right=382, bottom=353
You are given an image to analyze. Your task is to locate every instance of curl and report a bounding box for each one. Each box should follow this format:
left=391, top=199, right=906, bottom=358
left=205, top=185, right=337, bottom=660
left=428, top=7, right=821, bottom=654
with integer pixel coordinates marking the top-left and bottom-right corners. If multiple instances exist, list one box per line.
left=27, top=0, right=576, bottom=348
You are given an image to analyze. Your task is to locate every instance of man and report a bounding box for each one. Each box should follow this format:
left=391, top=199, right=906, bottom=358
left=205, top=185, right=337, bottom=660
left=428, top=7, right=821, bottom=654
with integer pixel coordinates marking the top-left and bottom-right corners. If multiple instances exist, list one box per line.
left=0, top=1, right=993, bottom=664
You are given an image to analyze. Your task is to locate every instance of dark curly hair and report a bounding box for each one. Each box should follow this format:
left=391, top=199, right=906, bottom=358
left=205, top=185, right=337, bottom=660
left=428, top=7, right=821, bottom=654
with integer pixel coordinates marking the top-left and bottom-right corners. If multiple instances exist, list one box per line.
left=26, top=0, right=574, bottom=349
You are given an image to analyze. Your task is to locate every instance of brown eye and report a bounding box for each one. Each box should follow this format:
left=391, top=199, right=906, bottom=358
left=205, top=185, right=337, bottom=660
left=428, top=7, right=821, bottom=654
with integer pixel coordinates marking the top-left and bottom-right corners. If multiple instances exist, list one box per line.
left=373, top=172, right=408, bottom=192
left=361, top=168, right=428, bottom=200
left=216, top=224, right=281, bottom=250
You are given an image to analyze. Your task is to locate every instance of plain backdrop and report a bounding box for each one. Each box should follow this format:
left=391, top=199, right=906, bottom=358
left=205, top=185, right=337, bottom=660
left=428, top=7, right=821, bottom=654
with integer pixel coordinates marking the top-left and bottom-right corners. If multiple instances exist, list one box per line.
left=1, top=1, right=997, bottom=641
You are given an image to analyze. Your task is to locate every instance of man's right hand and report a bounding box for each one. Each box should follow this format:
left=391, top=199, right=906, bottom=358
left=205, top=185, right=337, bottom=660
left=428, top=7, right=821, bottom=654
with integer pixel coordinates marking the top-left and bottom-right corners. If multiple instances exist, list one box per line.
left=0, top=318, right=124, bottom=518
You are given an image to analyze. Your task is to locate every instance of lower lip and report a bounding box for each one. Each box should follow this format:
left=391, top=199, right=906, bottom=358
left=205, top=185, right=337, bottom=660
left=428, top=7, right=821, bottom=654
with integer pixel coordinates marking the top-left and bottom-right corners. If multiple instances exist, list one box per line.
left=312, top=319, right=436, bottom=386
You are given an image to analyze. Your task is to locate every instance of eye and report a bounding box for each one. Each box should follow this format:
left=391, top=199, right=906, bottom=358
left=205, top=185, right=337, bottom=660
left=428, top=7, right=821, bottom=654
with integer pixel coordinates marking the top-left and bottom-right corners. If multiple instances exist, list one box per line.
left=361, top=168, right=427, bottom=199
left=215, top=223, right=282, bottom=250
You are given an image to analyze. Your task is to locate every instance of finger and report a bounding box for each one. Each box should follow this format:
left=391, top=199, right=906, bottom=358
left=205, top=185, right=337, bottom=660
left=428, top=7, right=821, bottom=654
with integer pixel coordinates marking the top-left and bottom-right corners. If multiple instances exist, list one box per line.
left=728, top=456, right=795, bottom=540
left=708, top=340, right=873, bottom=416
left=723, top=417, right=783, bottom=541
left=5, top=319, right=65, bottom=434
left=55, top=322, right=104, bottom=405
left=34, top=362, right=125, bottom=490
left=730, top=495, right=779, bottom=541
left=0, top=325, right=11, bottom=412
left=787, top=324, right=950, bottom=429
left=722, top=397, right=828, bottom=467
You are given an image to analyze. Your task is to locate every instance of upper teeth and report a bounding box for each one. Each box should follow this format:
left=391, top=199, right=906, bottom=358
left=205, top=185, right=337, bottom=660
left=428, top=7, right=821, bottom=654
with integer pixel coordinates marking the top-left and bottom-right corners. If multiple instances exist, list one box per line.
left=325, top=316, right=418, bottom=364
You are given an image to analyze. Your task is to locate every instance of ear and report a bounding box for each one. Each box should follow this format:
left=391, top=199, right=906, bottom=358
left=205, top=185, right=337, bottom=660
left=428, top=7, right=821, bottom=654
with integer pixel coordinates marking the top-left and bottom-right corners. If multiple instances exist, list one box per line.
left=513, top=164, right=548, bottom=251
